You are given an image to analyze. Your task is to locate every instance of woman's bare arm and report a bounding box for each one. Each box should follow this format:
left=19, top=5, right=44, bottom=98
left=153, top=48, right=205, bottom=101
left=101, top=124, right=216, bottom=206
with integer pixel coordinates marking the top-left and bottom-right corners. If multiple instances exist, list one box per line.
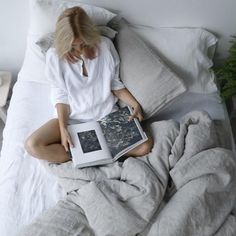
left=56, top=103, right=70, bottom=129
left=112, top=88, right=144, bottom=121
left=112, top=88, right=138, bottom=108
left=56, top=103, right=73, bottom=151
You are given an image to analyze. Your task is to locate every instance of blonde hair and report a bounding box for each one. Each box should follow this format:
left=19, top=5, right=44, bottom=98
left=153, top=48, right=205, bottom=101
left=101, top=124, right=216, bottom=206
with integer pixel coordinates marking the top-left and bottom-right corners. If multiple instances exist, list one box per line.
left=53, top=7, right=100, bottom=58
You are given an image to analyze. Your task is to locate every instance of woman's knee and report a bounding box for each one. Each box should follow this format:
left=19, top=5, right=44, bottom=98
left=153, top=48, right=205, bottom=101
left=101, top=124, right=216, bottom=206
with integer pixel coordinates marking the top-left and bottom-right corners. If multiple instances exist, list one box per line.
left=24, top=136, right=44, bottom=157
left=137, top=137, right=154, bottom=156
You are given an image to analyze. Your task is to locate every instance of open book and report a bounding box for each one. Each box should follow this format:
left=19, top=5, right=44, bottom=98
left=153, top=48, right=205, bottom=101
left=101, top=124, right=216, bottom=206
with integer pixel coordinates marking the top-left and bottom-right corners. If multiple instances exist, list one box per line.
left=67, top=106, right=148, bottom=168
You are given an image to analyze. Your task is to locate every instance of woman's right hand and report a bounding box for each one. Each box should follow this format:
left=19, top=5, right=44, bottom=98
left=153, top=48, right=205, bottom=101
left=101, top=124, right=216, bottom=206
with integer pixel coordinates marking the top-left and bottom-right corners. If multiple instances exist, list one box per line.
left=60, top=127, right=74, bottom=152
left=63, top=51, right=78, bottom=64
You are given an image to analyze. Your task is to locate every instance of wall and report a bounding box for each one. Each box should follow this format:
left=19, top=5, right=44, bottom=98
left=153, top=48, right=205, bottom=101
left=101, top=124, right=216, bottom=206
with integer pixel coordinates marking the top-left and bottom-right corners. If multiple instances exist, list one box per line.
left=0, top=0, right=236, bottom=81
left=0, top=0, right=29, bottom=81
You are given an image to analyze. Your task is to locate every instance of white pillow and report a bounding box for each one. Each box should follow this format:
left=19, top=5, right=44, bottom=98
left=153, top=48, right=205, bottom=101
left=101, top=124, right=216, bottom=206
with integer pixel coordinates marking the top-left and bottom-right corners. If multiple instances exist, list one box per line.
left=29, top=0, right=117, bottom=37
left=18, top=1, right=116, bottom=84
left=18, top=35, right=48, bottom=84
left=130, top=26, right=218, bottom=94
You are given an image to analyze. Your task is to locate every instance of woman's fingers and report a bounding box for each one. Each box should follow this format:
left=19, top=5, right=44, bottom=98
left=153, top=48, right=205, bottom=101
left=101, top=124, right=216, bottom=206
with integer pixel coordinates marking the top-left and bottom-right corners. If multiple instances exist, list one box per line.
left=128, top=112, right=143, bottom=122
left=67, top=134, right=74, bottom=148
left=61, top=129, right=74, bottom=152
left=128, top=114, right=135, bottom=121
left=138, top=113, right=144, bottom=122
left=63, top=141, right=69, bottom=152
left=63, top=52, right=78, bottom=64
left=67, top=54, right=76, bottom=64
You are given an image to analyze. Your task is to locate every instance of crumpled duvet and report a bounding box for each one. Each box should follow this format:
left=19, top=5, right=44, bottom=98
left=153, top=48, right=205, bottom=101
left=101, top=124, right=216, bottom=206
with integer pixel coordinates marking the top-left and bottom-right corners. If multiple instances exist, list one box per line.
left=18, top=111, right=236, bottom=236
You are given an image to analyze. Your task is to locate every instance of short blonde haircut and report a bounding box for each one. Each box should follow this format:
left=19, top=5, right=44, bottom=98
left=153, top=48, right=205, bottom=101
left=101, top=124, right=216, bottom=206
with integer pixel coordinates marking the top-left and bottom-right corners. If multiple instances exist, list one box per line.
left=53, top=7, right=100, bottom=58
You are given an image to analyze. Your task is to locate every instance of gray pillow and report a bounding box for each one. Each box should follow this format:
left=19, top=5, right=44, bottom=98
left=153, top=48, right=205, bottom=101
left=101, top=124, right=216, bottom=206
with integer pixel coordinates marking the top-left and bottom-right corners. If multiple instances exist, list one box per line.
left=36, top=26, right=117, bottom=55
left=111, top=19, right=186, bottom=119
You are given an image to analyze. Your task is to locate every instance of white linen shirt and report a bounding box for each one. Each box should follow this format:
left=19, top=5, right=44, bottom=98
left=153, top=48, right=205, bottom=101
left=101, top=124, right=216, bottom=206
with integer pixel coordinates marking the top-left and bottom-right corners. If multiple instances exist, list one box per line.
left=45, top=36, right=125, bottom=122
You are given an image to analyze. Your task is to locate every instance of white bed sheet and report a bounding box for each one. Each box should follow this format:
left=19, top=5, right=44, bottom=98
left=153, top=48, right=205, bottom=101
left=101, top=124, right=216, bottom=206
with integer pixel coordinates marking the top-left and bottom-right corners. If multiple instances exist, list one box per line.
left=148, top=91, right=235, bottom=151
left=0, top=81, right=65, bottom=236
left=152, top=92, right=224, bottom=121
left=0, top=80, right=234, bottom=235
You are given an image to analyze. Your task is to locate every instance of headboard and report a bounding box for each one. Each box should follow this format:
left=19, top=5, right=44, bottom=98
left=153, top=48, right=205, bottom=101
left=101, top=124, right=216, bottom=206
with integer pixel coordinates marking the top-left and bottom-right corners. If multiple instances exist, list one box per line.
left=0, top=0, right=235, bottom=80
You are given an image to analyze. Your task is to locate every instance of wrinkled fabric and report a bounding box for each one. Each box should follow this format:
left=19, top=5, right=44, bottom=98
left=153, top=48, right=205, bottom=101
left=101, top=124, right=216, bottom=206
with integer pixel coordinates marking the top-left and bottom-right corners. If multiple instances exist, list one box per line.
left=18, top=111, right=236, bottom=236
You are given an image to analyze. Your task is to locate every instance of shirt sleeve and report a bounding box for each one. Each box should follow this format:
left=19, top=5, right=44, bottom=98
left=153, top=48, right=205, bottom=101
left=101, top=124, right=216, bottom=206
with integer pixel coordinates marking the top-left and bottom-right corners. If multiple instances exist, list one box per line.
left=109, top=39, right=125, bottom=91
left=45, top=49, right=69, bottom=107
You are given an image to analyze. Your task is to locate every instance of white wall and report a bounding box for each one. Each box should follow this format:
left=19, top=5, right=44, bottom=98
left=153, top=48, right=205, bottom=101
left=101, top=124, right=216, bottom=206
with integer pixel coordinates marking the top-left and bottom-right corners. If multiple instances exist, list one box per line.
left=0, top=0, right=29, bottom=81
left=0, top=0, right=236, bottom=81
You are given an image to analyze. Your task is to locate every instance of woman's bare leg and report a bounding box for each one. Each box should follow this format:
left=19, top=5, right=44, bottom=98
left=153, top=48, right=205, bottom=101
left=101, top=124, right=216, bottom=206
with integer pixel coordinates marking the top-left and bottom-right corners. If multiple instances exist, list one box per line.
left=24, top=118, right=71, bottom=163
left=125, top=136, right=154, bottom=157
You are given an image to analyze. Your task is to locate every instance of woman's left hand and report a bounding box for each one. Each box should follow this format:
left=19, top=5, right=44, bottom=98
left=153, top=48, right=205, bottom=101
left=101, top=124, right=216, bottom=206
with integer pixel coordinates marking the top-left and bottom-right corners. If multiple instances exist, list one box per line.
left=128, top=104, right=144, bottom=122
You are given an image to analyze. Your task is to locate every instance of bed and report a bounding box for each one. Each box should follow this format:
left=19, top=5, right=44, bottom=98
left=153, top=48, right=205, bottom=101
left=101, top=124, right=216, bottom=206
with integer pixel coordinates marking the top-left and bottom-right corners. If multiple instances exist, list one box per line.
left=0, top=0, right=236, bottom=235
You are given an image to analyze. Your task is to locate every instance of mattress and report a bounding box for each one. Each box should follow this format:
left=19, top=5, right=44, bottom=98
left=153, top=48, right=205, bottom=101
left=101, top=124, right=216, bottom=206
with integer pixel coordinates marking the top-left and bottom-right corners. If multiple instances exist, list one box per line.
left=0, top=81, right=64, bottom=236
left=0, top=80, right=235, bottom=235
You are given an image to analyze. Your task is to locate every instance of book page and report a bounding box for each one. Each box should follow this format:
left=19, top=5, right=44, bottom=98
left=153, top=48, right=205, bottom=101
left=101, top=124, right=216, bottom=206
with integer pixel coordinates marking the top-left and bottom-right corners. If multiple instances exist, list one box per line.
left=98, top=106, right=147, bottom=159
left=68, top=121, right=112, bottom=167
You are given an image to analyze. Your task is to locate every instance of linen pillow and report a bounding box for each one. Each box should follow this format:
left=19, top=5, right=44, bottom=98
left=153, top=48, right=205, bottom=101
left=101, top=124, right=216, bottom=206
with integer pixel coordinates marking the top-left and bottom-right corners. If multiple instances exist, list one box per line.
left=130, top=25, right=218, bottom=94
left=29, top=0, right=117, bottom=37
left=113, top=19, right=186, bottom=119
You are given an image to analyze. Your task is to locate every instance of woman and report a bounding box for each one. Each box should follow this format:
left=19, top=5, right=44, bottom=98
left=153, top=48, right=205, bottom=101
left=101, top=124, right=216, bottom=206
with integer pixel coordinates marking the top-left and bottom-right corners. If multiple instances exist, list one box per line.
left=25, top=6, right=153, bottom=163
